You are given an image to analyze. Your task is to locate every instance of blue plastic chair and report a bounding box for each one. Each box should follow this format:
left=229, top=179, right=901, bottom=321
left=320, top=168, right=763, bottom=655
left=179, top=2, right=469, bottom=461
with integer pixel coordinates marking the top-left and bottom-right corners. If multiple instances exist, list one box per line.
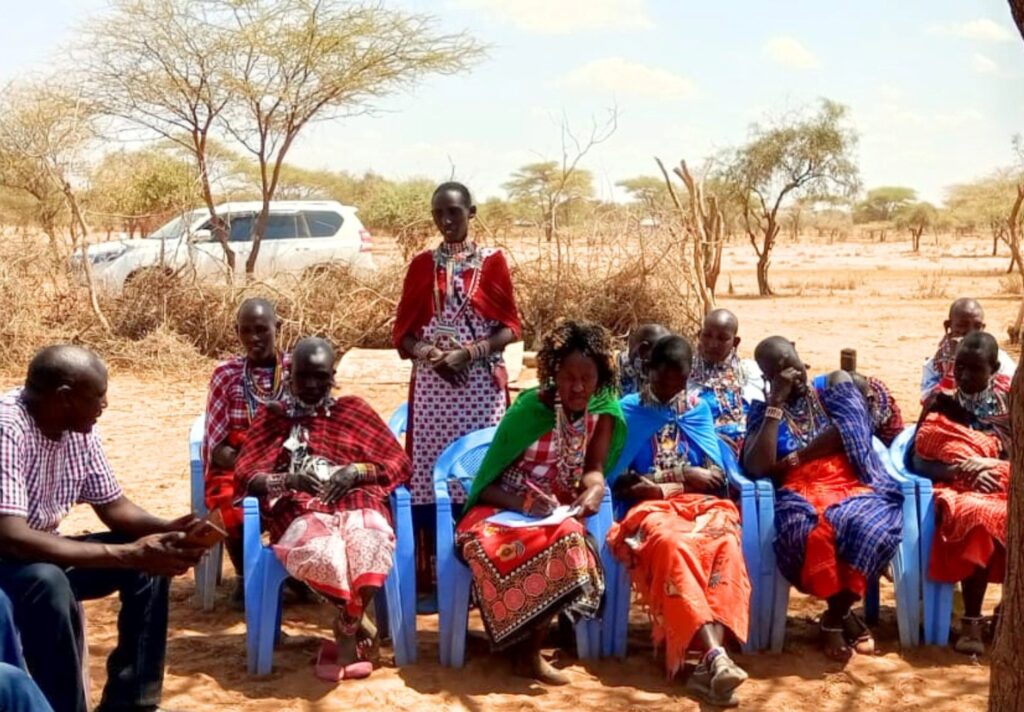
left=600, top=440, right=769, bottom=657
left=388, top=403, right=409, bottom=439
left=241, top=413, right=417, bottom=674
left=433, top=427, right=613, bottom=667
left=889, top=425, right=950, bottom=646
left=764, top=436, right=922, bottom=651
left=188, top=414, right=223, bottom=611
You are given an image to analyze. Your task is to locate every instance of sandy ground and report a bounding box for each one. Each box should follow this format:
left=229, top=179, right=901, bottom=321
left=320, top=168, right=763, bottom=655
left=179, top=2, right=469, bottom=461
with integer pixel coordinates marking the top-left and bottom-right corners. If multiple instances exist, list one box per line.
left=35, top=234, right=1020, bottom=711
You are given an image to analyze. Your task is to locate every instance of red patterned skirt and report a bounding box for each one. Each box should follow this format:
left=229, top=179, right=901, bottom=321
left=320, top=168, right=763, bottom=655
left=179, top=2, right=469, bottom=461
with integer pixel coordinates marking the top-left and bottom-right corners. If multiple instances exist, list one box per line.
left=455, top=506, right=604, bottom=649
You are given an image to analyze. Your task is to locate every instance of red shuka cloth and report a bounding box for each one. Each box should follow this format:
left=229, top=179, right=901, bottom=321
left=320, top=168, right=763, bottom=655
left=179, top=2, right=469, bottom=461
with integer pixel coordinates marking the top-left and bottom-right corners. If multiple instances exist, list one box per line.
left=391, top=249, right=522, bottom=357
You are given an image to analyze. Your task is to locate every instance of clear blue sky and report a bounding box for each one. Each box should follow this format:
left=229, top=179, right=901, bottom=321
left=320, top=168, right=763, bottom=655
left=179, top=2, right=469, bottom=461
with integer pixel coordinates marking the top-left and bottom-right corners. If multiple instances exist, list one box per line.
left=2, top=0, right=1022, bottom=204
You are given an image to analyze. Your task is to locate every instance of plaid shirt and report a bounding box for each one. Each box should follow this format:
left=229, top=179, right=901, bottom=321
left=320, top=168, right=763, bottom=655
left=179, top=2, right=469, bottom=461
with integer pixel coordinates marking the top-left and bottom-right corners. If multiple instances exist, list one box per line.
left=233, top=395, right=410, bottom=542
left=0, top=389, right=122, bottom=533
left=203, top=354, right=289, bottom=464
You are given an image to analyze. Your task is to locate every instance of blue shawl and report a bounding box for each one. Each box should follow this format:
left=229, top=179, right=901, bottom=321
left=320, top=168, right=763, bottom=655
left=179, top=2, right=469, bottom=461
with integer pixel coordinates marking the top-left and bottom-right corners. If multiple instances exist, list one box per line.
left=608, top=394, right=724, bottom=484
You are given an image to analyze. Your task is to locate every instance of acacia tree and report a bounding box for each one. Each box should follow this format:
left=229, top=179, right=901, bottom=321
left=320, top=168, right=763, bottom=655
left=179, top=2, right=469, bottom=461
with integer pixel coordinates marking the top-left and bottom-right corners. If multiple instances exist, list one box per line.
left=724, top=99, right=860, bottom=295
left=504, top=161, right=595, bottom=241
left=990, top=6, right=1024, bottom=711
left=217, top=0, right=482, bottom=275
left=80, top=0, right=237, bottom=271
left=0, top=81, right=110, bottom=331
left=617, top=175, right=672, bottom=222
left=894, top=200, right=937, bottom=252
left=853, top=186, right=917, bottom=223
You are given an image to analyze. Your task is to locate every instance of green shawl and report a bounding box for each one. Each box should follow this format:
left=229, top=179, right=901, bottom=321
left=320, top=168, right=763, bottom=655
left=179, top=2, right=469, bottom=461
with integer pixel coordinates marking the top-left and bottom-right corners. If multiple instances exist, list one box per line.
left=462, top=387, right=627, bottom=512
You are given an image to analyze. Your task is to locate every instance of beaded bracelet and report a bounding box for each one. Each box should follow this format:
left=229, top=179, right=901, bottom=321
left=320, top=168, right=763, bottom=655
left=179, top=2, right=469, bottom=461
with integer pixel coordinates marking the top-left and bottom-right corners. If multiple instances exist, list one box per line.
left=466, top=340, right=492, bottom=361
left=413, top=341, right=435, bottom=360
left=266, top=473, right=288, bottom=497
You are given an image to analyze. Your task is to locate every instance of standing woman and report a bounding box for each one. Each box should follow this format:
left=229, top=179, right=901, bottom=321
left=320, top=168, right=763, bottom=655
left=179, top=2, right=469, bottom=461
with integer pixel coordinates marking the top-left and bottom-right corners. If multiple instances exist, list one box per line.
left=456, top=321, right=625, bottom=683
left=393, top=182, right=522, bottom=599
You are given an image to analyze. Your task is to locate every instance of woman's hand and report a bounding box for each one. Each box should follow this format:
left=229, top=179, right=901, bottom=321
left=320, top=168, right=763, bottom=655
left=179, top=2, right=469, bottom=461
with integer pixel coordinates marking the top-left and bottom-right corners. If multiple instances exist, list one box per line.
left=572, top=483, right=605, bottom=518
left=768, top=366, right=804, bottom=406
left=683, top=466, right=725, bottom=492
left=521, top=490, right=558, bottom=517
left=431, top=349, right=471, bottom=385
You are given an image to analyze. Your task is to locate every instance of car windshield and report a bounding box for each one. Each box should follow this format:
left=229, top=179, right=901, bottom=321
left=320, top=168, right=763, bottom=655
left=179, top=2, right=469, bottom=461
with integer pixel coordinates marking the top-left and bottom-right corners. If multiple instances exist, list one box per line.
left=146, top=210, right=206, bottom=239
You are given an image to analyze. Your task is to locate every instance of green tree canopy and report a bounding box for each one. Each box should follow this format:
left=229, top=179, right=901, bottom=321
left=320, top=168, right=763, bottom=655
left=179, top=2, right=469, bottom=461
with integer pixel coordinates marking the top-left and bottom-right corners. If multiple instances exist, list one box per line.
left=853, top=186, right=917, bottom=223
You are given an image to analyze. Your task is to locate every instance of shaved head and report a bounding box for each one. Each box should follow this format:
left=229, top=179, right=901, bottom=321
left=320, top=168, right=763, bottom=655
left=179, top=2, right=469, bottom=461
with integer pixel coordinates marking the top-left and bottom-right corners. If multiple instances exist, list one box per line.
left=945, top=298, right=986, bottom=338
left=628, top=323, right=671, bottom=361
left=291, top=337, right=337, bottom=407
left=704, top=308, right=738, bottom=335
left=753, top=336, right=794, bottom=366
left=26, top=344, right=106, bottom=394
left=237, top=297, right=276, bottom=323
left=949, top=298, right=983, bottom=321
left=293, top=337, right=335, bottom=367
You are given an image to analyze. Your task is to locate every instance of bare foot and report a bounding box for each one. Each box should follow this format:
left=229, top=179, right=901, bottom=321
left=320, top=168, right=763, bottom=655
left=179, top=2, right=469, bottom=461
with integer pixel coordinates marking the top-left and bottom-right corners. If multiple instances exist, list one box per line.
left=842, top=612, right=875, bottom=655
left=357, top=614, right=380, bottom=663
left=820, top=614, right=852, bottom=663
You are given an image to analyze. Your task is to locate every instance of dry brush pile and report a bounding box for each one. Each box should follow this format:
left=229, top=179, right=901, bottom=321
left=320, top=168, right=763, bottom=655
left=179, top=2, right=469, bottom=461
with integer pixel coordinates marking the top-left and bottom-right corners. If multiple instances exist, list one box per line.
left=0, top=226, right=705, bottom=375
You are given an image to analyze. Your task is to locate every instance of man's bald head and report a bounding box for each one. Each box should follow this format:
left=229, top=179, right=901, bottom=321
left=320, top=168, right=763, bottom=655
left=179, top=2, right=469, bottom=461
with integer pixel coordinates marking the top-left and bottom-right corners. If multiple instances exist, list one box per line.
left=236, top=298, right=280, bottom=364
left=293, top=337, right=335, bottom=368
left=24, top=345, right=108, bottom=435
left=26, top=345, right=106, bottom=395
left=945, top=298, right=986, bottom=338
left=628, top=323, right=671, bottom=361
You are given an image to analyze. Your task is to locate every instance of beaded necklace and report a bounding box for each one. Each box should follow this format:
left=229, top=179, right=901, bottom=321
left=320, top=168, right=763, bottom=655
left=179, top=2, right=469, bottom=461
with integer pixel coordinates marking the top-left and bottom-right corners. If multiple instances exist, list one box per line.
left=431, top=240, right=482, bottom=349
left=782, top=387, right=830, bottom=447
left=241, top=355, right=285, bottom=421
left=691, top=352, right=745, bottom=423
left=554, top=397, right=588, bottom=492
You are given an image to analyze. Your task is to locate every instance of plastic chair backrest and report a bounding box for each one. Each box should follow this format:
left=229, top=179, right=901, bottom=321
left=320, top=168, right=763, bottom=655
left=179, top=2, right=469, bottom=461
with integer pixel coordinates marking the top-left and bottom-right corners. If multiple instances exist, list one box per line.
left=388, top=403, right=408, bottom=439
left=432, top=427, right=497, bottom=497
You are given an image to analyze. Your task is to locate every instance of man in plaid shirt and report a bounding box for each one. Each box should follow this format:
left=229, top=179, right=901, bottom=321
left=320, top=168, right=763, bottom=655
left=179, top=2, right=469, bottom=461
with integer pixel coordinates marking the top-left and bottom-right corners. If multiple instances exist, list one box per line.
left=0, top=345, right=205, bottom=712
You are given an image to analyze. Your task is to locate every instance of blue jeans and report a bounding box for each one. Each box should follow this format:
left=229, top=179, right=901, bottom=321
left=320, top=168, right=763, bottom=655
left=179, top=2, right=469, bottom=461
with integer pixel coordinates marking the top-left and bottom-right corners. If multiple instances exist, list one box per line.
left=0, top=532, right=169, bottom=712
left=0, top=662, right=54, bottom=712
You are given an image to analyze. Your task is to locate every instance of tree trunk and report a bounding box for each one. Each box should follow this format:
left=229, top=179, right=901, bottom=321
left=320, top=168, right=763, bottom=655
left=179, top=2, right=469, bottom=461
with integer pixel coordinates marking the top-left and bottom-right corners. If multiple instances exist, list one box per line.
left=990, top=364, right=1024, bottom=709
left=756, top=251, right=772, bottom=296
left=1010, top=0, right=1024, bottom=41
left=247, top=202, right=270, bottom=277
left=62, top=181, right=111, bottom=334
left=995, top=231, right=1001, bottom=257
left=912, top=228, right=922, bottom=252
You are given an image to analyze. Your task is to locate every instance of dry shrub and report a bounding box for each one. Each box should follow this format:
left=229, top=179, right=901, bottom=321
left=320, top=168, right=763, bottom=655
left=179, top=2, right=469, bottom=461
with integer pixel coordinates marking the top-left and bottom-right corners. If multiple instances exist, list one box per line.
left=0, top=224, right=702, bottom=374
left=913, top=271, right=950, bottom=299
left=507, top=224, right=704, bottom=348
left=999, top=273, right=1022, bottom=295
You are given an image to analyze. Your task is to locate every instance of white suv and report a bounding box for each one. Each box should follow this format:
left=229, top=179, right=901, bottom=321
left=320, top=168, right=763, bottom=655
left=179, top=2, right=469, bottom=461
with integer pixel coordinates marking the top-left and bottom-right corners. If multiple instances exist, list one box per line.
left=80, top=200, right=374, bottom=291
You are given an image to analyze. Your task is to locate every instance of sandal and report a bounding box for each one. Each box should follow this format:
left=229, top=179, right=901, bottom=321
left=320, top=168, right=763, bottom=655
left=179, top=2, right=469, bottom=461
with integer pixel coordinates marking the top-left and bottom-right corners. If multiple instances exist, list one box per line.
left=954, top=617, right=985, bottom=656
left=685, top=663, right=740, bottom=708
left=820, top=621, right=853, bottom=663
left=843, top=612, right=875, bottom=655
left=314, top=640, right=374, bottom=682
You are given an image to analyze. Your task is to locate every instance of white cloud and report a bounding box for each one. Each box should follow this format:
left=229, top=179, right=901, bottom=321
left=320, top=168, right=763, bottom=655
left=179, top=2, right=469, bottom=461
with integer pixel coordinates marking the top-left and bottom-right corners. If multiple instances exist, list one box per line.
left=458, top=0, right=653, bottom=34
left=558, top=57, right=698, bottom=99
left=763, top=36, right=820, bottom=70
left=928, top=18, right=1013, bottom=43
left=972, top=52, right=999, bottom=74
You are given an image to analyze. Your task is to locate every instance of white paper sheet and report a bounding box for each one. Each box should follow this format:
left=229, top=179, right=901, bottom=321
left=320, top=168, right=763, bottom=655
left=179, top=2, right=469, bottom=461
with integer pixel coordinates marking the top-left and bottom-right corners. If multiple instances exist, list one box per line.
left=485, top=505, right=581, bottom=528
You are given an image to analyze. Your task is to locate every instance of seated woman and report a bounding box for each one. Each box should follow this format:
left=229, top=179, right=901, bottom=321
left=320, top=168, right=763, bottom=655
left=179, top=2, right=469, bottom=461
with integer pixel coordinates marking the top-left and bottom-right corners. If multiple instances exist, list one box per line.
left=909, top=331, right=1010, bottom=655
left=234, top=337, right=411, bottom=682
left=609, top=335, right=751, bottom=708
left=743, top=337, right=903, bottom=662
left=456, top=320, right=626, bottom=684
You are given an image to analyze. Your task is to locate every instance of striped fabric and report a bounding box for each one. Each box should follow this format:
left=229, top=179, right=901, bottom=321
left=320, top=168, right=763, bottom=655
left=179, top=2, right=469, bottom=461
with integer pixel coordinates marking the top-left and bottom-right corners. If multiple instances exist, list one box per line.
left=0, top=389, right=122, bottom=533
left=749, top=382, right=904, bottom=587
